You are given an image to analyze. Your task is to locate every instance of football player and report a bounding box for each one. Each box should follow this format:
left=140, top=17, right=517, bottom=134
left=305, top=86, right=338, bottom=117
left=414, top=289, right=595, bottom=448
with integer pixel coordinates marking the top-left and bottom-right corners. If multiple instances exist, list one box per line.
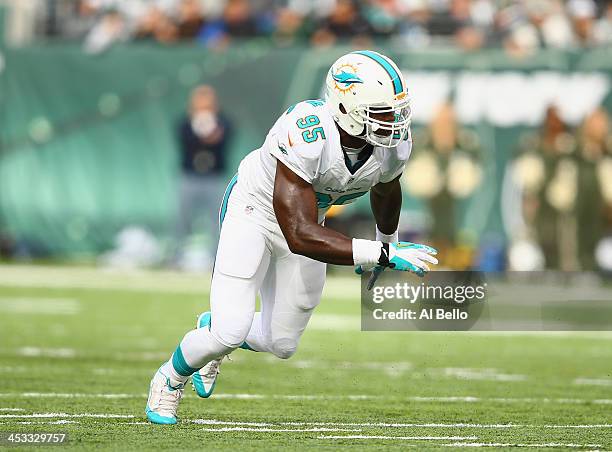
left=145, top=50, right=438, bottom=424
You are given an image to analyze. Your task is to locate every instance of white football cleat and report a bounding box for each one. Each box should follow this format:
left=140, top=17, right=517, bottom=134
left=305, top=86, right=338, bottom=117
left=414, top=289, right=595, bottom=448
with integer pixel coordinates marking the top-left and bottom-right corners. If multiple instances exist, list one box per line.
left=192, top=311, right=223, bottom=398
left=145, top=369, right=184, bottom=425
left=192, top=357, right=223, bottom=398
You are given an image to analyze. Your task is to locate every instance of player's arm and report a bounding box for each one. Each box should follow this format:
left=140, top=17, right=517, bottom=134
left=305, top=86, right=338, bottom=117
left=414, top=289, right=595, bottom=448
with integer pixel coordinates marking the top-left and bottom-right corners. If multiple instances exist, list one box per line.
left=273, top=161, right=437, bottom=275
left=370, top=175, right=402, bottom=240
left=273, top=160, right=354, bottom=265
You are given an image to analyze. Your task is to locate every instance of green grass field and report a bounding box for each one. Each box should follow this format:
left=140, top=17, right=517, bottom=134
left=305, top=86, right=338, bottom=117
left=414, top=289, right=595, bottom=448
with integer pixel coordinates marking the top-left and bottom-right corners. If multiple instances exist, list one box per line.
left=0, top=265, right=611, bottom=450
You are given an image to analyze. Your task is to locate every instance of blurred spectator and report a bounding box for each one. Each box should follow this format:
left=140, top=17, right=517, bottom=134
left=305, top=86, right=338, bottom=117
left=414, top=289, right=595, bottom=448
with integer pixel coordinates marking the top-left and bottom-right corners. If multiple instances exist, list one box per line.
left=272, top=7, right=308, bottom=46
left=311, top=0, right=372, bottom=47
left=402, top=103, right=483, bottom=269
left=30, top=0, right=612, bottom=51
left=567, top=0, right=597, bottom=46
left=175, top=85, right=232, bottom=268
left=576, top=108, right=612, bottom=270
left=177, top=0, right=206, bottom=39
left=83, top=8, right=127, bottom=53
left=362, top=0, right=402, bottom=37
left=513, top=106, right=577, bottom=270
left=427, top=0, right=486, bottom=50
left=197, top=0, right=258, bottom=48
left=503, top=0, right=575, bottom=56
left=593, top=2, right=612, bottom=45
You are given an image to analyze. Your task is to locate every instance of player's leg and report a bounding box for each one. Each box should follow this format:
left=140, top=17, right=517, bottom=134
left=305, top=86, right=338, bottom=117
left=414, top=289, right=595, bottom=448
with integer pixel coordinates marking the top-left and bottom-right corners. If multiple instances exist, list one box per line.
left=243, top=248, right=326, bottom=359
left=146, top=212, right=270, bottom=423
left=269, top=254, right=326, bottom=359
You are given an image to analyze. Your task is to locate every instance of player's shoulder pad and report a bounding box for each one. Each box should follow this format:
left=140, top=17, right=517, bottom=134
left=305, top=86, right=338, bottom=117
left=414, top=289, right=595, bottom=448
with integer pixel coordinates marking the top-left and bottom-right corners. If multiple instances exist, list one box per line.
left=280, top=99, right=331, bottom=156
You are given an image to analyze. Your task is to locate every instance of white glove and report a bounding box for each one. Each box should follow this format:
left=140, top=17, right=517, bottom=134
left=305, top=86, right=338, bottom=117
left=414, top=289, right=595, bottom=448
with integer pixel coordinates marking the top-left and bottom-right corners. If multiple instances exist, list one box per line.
left=385, top=242, right=438, bottom=277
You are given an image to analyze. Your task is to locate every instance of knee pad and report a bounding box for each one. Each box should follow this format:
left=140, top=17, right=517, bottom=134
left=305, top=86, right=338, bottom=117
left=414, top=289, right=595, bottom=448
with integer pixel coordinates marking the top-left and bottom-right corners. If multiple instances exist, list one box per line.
left=210, top=323, right=249, bottom=350
left=270, top=338, right=298, bottom=360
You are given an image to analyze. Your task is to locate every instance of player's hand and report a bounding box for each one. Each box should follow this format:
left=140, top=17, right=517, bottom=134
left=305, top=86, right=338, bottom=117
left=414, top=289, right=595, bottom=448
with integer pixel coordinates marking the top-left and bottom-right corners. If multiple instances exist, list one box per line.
left=386, top=242, right=438, bottom=277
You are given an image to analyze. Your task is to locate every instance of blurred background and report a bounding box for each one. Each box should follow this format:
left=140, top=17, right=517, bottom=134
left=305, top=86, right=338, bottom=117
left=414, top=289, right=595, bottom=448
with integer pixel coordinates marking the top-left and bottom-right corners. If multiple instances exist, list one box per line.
left=0, top=0, right=611, bottom=273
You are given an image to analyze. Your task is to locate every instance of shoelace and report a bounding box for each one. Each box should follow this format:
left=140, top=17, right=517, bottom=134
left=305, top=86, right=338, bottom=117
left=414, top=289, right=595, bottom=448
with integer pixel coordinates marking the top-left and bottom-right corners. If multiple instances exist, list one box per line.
left=203, top=359, right=222, bottom=379
left=203, top=355, right=231, bottom=379
left=158, top=385, right=182, bottom=416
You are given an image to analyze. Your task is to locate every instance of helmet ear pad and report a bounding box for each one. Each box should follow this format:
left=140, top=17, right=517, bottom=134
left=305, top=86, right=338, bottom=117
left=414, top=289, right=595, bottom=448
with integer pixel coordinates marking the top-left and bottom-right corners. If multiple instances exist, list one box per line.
left=336, top=102, right=365, bottom=136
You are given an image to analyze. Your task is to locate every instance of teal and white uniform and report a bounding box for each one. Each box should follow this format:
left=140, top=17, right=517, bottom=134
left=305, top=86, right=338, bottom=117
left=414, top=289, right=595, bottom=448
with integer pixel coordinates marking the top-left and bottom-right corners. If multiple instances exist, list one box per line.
left=209, top=100, right=411, bottom=359
left=146, top=49, right=418, bottom=426
left=232, top=100, right=411, bottom=229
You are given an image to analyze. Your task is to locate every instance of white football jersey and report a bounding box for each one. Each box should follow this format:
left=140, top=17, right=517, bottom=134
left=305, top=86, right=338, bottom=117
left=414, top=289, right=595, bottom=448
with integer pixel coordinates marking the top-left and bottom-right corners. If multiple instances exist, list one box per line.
left=234, top=100, right=411, bottom=228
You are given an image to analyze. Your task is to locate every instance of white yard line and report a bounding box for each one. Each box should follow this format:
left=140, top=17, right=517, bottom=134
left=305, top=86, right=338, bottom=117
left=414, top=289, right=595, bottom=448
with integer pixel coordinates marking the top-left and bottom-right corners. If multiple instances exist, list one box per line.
left=189, top=419, right=612, bottom=429
left=0, top=393, right=147, bottom=399
left=200, top=427, right=363, bottom=432
left=0, top=413, right=134, bottom=419
left=1, top=392, right=611, bottom=406
left=13, top=420, right=79, bottom=425
left=0, top=297, right=80, bottom=315
left=0, top=264, right=212, bottom=294
left=574, top=377, right=612, bottom=387
left=16, top=347, right=76, bottom=358
left=441, top=368, right=527, bottom=382
left=290, top=361, right=528, bottom=382
left=2, top=414, right=610, bottom=433
left=0, top=366, right=28, bottom=373
left=442, top=443, right=602, bottom=448
left=0, top=408, right=24, bottom=411
left=319, top=435, right=478, bottom=440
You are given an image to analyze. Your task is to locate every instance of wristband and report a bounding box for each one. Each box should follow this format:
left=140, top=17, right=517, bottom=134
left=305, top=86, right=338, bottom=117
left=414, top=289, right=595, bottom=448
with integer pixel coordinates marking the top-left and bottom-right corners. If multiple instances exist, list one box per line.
left=376, top=226, right=399, bottom=244
left=352, top=239, right=383, bottom=266
left=378, top=242, right=391, bottom=267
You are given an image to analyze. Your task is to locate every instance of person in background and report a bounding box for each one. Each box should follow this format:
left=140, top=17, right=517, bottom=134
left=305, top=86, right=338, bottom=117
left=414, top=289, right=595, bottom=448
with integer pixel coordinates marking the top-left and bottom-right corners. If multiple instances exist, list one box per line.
left=175, top=85, right=232, bottom=269
left=402, top=103, right=483, bottom=269
left=177, top=0, right=206, bottom=39
left=513, top=105, right=577, bottom=270
left=576, top=108, right=611, bottom=270
left=310, top=0, right=372, bottom=47
left=197, top=0, right=258, bottom=48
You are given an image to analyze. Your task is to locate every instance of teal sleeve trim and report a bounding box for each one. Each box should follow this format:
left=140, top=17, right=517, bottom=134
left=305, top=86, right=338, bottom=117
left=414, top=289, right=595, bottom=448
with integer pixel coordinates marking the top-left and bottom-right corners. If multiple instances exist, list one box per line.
left=218, top=173, right=239, bottom=229
left=172, top=345, right=198, bottom=377
left=239, top=341, right=257, bottom=352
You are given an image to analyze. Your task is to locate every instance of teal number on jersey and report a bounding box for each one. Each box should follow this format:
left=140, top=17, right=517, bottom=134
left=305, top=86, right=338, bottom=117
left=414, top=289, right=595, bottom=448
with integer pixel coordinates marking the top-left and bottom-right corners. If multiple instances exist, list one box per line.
left=315, top=191, right=367, bottom=209
left=296, top=115, right=326, bottom=143
left=296, top=115, right=320, bottom=129
left=302, top=127, right=325, bottom=143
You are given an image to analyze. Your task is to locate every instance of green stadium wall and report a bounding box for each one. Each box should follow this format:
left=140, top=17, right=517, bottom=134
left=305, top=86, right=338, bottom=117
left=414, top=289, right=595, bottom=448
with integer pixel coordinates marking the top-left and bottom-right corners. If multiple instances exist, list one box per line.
left=0, top=44, right=611, bottom=257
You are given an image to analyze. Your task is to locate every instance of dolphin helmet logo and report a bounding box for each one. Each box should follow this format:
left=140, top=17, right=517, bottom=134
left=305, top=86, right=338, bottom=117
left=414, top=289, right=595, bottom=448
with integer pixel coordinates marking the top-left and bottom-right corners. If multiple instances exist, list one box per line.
left=332, top=64, right=363, bottom=94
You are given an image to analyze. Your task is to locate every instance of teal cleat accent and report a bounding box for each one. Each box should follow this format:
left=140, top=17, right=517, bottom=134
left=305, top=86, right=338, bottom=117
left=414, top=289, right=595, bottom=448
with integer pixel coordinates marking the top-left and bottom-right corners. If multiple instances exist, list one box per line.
left=192, top=311, right=220, bottom=398
left=196, top=311, right=212, bottom=330
left=191, top=369, right=216, bottom=398
left=145, top=369, right=184, bottom=425
left=145, top=407, right=177, bottom=425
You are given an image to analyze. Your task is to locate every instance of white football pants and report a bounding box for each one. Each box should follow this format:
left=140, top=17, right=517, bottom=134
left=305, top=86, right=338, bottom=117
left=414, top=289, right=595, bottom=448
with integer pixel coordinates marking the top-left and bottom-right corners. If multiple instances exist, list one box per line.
left=168, top=177, right=326, bottom=379
left=210, top=208, right=327, bottom=358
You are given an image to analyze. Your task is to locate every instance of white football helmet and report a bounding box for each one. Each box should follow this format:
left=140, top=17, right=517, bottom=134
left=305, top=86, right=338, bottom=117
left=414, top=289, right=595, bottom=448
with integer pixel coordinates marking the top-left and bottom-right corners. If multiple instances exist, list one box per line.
left=325, top=50, right=411, bottom=148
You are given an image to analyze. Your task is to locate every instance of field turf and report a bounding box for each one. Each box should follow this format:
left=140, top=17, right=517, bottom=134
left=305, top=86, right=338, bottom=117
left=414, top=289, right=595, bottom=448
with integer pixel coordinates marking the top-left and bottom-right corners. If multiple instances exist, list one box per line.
left=0, top=264, right=610, bottom=450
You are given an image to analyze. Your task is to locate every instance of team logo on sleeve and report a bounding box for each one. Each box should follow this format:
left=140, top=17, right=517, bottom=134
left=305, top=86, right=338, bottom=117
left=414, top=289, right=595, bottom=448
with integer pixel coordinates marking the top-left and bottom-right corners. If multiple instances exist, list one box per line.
left=332, top=64, right=363, bottom=94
